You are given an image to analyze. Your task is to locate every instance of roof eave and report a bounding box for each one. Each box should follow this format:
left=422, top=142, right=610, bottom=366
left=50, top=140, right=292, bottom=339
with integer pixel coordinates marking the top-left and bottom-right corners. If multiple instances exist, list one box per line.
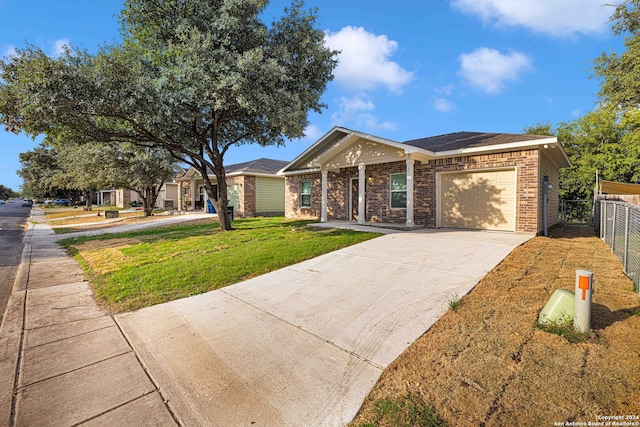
left=430, top=137, right=570, bottom=167
left=279, top=126, right=353, bottom=173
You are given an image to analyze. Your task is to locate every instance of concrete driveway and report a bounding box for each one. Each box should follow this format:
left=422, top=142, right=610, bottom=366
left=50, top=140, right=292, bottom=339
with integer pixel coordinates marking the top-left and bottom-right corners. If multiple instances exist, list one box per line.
left=115, top=228, right=532, bottom=426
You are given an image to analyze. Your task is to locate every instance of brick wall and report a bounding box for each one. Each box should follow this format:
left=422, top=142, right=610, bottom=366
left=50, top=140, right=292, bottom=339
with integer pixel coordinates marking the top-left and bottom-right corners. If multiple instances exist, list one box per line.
left=285, top=173, right=322, bottom=219
left=242, top=175, right=256, bottom=217
left=417, top=149, right=540, bottom=232
left=363, top=161, right=408, bottom=224
left=284, top=148, right=542, bottom=232
left=326, top=169, right=351, bottom=220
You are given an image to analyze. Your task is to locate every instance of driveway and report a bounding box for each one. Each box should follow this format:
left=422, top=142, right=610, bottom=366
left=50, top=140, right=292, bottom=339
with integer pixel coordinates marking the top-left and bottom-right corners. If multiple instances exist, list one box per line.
left=115, top=228, right=532, bottom=426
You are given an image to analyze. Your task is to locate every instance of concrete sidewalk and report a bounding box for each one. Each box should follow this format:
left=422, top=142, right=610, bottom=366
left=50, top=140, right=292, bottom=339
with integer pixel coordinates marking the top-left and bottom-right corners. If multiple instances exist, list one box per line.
left=0, top=209, right=532, bottom=426
left=0, top=210, right=178, bottom=426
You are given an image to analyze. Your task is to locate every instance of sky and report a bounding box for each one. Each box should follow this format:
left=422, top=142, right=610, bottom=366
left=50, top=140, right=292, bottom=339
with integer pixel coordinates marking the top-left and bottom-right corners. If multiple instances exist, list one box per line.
left=0, top=0, right=625, bottom=192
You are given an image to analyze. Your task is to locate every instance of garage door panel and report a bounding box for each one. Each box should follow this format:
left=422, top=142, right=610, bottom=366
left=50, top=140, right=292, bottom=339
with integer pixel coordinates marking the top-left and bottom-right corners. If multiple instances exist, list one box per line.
left=440, top=170, right=515, bottom=231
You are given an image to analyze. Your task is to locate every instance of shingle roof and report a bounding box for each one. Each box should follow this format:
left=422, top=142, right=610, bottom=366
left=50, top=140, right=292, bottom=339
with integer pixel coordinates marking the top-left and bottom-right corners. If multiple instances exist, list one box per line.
left=403, top=132, right=551, bottom=152
left=222, top=158, right=289, bottom=175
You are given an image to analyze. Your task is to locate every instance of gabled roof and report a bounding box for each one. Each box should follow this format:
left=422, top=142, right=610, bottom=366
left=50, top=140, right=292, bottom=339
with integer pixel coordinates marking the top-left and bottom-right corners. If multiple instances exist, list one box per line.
left=177, top=158, right=289, bottom=180
left=224, top=158, right=289, bottom=175
left=279, top=127, right=570, bottom=175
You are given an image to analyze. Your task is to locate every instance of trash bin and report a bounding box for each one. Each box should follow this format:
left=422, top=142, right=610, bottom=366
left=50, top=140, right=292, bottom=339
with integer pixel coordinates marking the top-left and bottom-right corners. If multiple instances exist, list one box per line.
left=227, top=206, right=234, bottom=222
left=207, top=199, right=216, bottom=213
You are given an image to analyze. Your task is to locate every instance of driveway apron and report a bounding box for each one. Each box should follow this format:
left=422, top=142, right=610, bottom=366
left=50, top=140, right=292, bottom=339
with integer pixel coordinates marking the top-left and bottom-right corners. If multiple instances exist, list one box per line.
left=115, top=228, right=532, bottom=426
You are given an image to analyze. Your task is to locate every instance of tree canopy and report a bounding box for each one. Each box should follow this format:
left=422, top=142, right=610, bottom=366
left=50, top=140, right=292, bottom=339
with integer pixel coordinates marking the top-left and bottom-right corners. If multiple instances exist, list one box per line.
left=525, top=107, right=640, bottom=201
left=593, top=0, right=640, bottom=109
left=522, top=0, right=640, bottom=201
left=0, top=0, right=337, bottom=230
left=0, top=185, right=19, bottom=200
left=18, top=140, right=178, bottom=214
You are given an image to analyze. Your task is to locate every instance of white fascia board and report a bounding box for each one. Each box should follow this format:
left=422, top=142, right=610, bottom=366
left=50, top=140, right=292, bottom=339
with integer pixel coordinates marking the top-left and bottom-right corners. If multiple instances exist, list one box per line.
left=432, top=137, right=558, bottom=158
left=278, top=167, right=322, bottom=176
left=312, top=130, right=435, bottom=166
left=230, top=172, right=284, bottom=179
left=280, top=126, right=352, bottom=173
left=175, top=166, right=200, bottom=180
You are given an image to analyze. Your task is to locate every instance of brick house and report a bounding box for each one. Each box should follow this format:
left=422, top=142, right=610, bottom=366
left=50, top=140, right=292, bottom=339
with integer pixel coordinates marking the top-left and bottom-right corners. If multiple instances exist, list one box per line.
left=176, top=158, right=289, bottom=217
left=278, top=127, right=571, bottom=233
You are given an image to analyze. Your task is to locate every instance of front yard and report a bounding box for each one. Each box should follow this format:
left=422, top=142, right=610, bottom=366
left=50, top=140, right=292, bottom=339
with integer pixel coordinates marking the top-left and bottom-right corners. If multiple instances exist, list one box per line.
left=55, top=214, right=640, bottom=425
left=58, top=217, right=381, bottom=312
left=351, top=225, right=640, bottom=426
left=43, top=206, right=163, bottom=232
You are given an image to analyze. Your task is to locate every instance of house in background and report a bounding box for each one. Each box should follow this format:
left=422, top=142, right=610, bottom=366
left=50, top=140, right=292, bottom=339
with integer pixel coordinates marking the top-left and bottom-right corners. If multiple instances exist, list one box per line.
left=96, top=182, right=179, bottom=210
left=278, top=127, right=571, bottom=233
left=176, top=158, right=289, bottom=217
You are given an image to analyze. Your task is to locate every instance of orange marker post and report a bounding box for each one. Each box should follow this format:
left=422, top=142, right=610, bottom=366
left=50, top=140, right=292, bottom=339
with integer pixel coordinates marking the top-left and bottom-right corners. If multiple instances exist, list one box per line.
left=574, top=270, right=593, bottom=333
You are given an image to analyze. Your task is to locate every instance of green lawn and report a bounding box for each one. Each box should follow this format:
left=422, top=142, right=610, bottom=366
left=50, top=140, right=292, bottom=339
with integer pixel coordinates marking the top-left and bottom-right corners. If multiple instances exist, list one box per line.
left=59, top=217, right=382, bottom=312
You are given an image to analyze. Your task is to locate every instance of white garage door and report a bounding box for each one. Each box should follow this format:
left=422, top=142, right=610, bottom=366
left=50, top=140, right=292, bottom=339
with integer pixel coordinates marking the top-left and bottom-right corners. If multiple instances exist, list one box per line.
left=439, top=169, right=516, bottom=231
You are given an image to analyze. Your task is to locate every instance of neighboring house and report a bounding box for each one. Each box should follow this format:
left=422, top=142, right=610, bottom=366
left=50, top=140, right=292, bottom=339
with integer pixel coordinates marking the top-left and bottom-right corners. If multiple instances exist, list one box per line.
left=97, top=182, right=180, bottom=210
left=176, top=158, right=289, bottom=217
left=278, top=127, right=571, bottom=233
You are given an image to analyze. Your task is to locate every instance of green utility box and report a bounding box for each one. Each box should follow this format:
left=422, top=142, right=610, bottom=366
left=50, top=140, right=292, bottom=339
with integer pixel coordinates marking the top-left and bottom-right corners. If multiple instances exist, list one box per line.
left=538, top=289, right=574, bottom=324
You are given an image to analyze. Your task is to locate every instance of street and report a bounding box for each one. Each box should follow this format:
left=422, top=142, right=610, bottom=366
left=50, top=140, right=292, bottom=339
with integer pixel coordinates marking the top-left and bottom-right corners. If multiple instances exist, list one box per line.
left=0, top=200, right=29, bottom=325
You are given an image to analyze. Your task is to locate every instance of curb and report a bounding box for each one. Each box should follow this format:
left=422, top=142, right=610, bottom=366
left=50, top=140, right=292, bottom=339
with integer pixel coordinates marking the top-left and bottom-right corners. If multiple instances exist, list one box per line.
left=0, top=222, right=33, bottom=426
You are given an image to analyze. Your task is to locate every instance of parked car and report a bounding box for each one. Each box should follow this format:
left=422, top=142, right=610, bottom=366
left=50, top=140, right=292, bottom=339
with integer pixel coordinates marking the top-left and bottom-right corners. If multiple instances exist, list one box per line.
left=21, top=199, right=33, bottom=207
left=55, top=198, right=70, bottom=206
left=44, top=199, right=54, bottom=205
left=0, top=199, right=5, bottom=205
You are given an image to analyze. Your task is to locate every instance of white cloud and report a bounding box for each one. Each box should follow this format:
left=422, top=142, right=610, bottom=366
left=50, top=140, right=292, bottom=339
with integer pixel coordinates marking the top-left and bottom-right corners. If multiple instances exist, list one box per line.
left=52, top=38, right=70, bottom=57
left=458, top=47, right=532, bottom=94
left=331, top=95, right=396, bottom=130
left=325, top=26, right=413, bottom=93
left=572, top=108, right=583, bottom=117
left=434, top=98, right=455, bottom=112
left=2, top=45, right=17, bottom=58
left=359, top=113, right=397, bottom=130
left=303, top=124, right=322, bottom=141
left=451, top=0, right=615, bottom=37
left=435, top=83, right=455, bottom=96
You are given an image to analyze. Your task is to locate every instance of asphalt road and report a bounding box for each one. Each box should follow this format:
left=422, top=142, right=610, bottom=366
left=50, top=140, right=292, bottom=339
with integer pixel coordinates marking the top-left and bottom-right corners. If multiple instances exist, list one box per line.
left=0, top=200, right=29, bottom=325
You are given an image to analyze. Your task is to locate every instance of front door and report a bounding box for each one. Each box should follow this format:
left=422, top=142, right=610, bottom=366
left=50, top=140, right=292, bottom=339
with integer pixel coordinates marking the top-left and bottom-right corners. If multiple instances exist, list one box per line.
left=350, top=177, right=366, bottom=221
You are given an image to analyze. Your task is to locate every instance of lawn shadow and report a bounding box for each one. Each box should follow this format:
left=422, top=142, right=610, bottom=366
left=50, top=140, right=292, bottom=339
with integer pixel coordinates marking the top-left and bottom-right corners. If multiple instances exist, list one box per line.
left=591, top=303, right=640, bottom=329
left=548, top=224, right=597, bottom=239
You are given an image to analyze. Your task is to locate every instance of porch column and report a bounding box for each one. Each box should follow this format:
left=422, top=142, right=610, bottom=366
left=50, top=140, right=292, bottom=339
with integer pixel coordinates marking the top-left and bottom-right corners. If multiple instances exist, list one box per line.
left=321, top=170, right=328, bottom=222
left=190, top=178, right=196, bottom=210
left=178, top=181, right=183, bottom=212
left=406, top=157, right=414, bottom=228
left=358, top=164, right=365, bottom=225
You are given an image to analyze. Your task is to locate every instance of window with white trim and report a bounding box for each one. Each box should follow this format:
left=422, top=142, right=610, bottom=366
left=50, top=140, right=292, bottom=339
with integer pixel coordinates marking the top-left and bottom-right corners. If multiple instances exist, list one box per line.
left=300, top=181, right=311, bottom=207
left=390, top=173, right=407, bottom=208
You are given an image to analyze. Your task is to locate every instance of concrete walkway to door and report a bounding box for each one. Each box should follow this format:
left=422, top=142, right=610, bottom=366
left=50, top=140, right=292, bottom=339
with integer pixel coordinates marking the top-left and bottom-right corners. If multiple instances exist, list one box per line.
left=116, top=227, right=532, bottom=426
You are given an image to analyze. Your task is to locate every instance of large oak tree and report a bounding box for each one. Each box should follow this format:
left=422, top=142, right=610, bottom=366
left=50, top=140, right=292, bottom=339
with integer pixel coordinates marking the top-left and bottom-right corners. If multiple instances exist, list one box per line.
left=0, top=0, right=337, bottom=230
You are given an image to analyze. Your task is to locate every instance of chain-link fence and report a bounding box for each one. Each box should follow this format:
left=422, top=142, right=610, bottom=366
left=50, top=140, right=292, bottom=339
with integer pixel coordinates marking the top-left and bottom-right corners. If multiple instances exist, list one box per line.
left=560, top=199, right=593, bottom=224
left=598, top=200, right=640, bottom=294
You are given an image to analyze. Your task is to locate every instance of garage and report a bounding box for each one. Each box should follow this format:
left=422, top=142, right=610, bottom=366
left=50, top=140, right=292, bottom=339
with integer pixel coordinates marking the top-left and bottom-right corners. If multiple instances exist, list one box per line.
left=438, top=169, right=516, bottom=231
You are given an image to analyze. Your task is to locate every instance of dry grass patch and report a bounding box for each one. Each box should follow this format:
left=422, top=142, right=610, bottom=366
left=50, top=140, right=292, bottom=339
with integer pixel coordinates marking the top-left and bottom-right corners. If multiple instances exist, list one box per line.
left=352, top=226, right=640, bottom=427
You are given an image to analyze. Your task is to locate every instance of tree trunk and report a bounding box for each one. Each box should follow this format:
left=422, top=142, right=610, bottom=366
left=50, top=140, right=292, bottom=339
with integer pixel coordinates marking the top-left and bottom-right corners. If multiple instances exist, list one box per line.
left=84, top=190, right=93, bottom=210
left=142, top=187, right=154, bottom=217
left=200, top=164, right=232, bottom=231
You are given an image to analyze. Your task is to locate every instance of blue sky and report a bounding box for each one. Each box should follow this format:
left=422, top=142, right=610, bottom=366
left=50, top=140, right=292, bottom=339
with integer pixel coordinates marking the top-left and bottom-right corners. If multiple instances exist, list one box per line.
left=0, top=0, right=624, bottom=191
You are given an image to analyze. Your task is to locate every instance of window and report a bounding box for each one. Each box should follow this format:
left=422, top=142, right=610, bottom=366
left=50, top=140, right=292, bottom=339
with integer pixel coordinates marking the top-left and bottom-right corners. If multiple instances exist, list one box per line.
left=390, top=173, right=407, bottom=208
left=300, top=181, right=311, bottom=207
